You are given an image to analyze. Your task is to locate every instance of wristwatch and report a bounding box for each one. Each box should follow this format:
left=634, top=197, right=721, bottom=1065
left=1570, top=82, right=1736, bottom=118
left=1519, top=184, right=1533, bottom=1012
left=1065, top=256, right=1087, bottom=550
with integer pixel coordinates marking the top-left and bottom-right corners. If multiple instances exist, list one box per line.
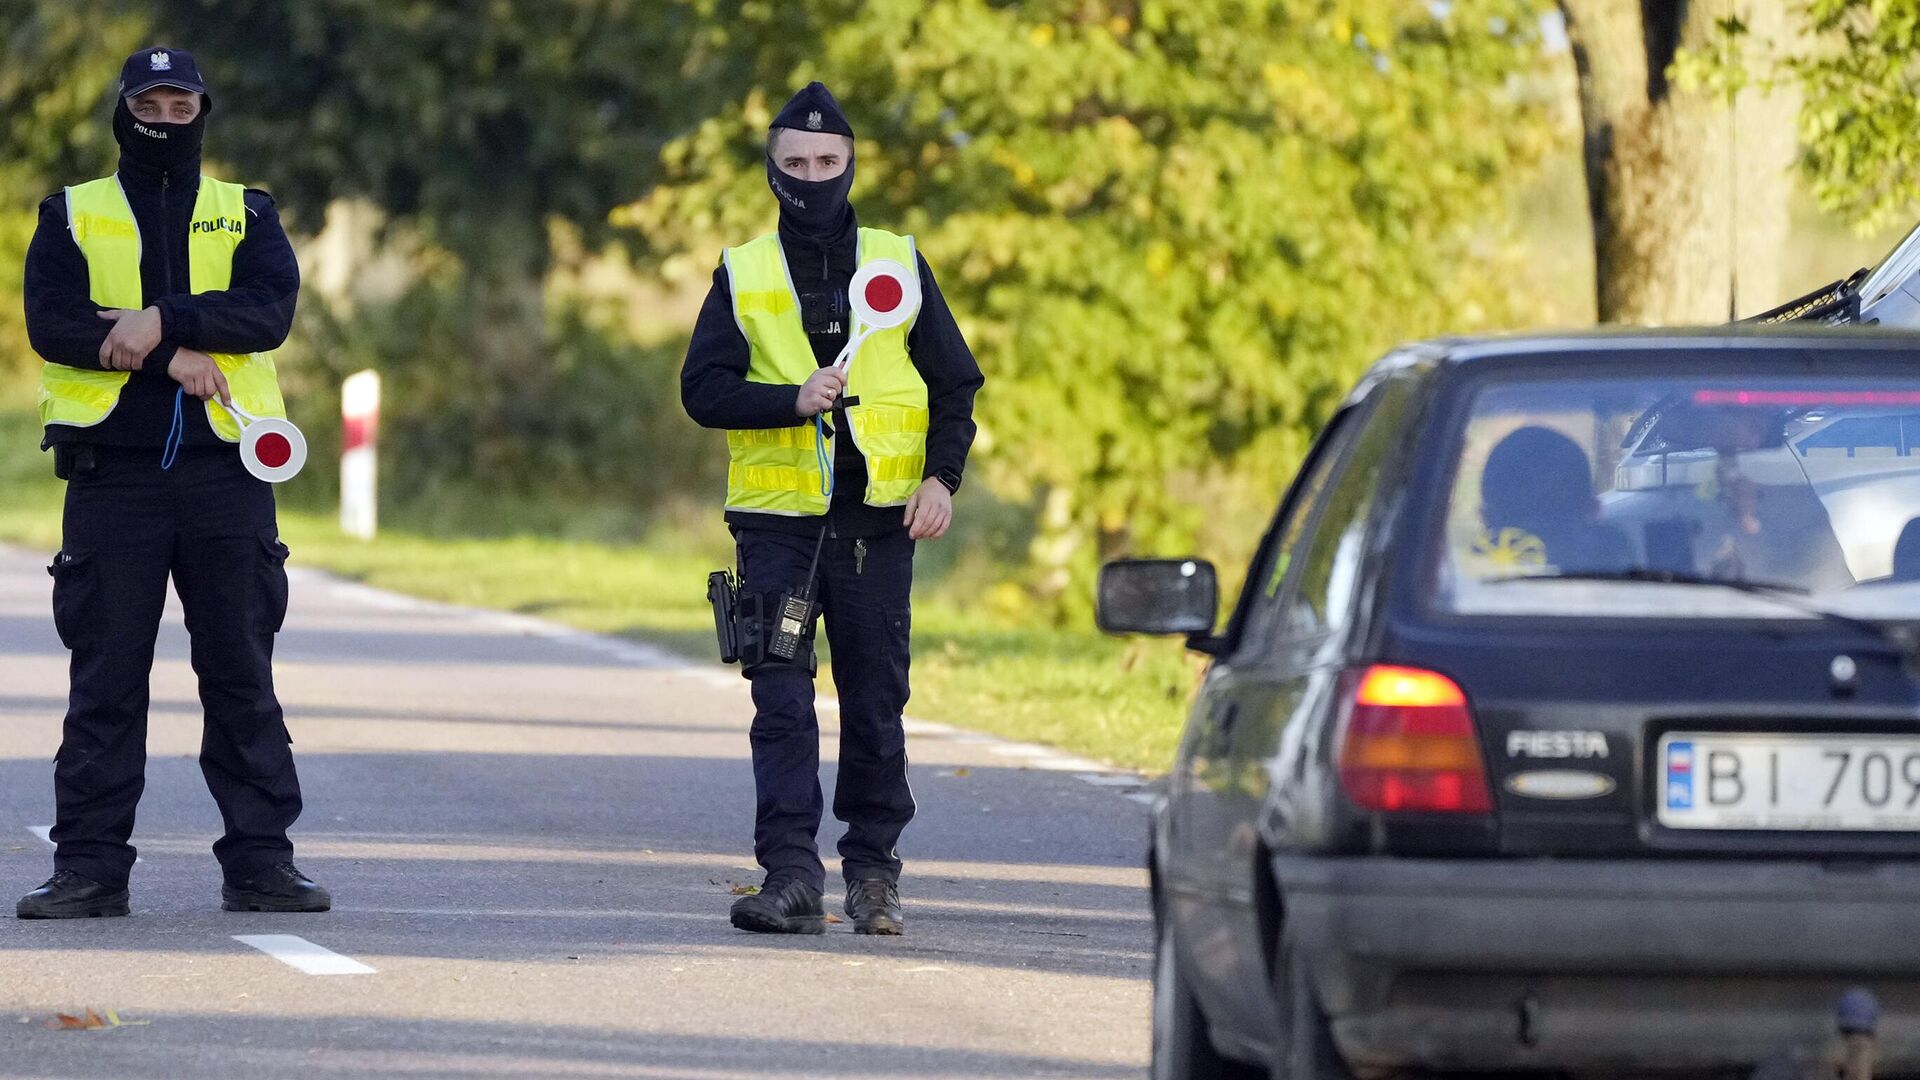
left=932, top=468, right=961, bottom=494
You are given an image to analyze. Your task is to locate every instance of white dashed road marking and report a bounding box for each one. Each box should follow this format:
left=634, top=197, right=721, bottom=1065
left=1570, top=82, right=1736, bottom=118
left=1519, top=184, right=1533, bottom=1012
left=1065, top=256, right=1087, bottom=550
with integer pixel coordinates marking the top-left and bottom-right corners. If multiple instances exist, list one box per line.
left=233, top=934, right=376, bottom=976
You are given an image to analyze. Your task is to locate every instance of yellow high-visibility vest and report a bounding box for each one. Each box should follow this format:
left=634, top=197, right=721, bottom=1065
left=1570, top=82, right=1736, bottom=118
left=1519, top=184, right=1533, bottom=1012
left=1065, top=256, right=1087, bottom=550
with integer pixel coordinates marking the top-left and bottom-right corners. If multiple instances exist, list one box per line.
left=722, top=227, right=929, bottom=516
left=39, top=174, right=286, bottom=442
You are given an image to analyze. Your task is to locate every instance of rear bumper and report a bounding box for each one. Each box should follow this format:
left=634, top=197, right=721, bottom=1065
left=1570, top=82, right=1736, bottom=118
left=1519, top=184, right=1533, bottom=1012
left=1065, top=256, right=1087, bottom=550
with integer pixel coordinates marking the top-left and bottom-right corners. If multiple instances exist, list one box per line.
left=1276, top=855, right=1920, bottom=1073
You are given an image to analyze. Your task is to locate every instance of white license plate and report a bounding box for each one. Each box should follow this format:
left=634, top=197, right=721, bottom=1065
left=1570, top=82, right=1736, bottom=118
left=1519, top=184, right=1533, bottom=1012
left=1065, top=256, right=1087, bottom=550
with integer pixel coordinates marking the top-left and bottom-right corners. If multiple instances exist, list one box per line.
left=1659, top=733, right=1920, bottom=831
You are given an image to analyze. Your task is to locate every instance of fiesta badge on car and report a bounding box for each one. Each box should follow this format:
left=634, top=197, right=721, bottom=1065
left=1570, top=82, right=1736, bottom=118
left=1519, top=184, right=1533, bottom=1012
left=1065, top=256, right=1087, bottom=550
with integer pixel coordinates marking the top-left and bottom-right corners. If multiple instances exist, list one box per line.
left=1504, top=770, right=1617, bottom=800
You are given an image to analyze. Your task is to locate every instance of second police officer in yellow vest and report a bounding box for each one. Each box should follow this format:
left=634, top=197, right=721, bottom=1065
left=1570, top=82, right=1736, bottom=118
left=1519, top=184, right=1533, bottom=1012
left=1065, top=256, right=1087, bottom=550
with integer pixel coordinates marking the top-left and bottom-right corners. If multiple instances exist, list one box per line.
left=15, top=47, right=328, bottom=919
left=682, top=83, right=984, bottom=934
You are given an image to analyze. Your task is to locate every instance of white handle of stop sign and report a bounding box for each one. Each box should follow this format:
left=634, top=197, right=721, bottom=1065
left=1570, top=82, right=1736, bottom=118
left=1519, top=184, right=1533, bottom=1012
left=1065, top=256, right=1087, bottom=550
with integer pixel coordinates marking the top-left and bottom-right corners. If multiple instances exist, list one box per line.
left=832, top=259, right=921, bottom=376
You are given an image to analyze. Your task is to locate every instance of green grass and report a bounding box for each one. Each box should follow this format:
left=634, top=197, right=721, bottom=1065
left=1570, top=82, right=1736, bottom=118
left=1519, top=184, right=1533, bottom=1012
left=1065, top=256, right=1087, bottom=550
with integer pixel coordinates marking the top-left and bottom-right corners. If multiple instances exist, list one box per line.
left=0, top=421, right=1196, bottom=772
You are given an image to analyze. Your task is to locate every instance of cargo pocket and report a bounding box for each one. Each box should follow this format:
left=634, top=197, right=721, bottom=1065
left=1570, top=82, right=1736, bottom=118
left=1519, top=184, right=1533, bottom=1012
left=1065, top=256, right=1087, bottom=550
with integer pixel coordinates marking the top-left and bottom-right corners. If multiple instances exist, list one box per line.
left=884, top=605, right=913, bottom=673
left=47, top=549, right=95, bottom=651
left=256, top=529, right=291, bottom=634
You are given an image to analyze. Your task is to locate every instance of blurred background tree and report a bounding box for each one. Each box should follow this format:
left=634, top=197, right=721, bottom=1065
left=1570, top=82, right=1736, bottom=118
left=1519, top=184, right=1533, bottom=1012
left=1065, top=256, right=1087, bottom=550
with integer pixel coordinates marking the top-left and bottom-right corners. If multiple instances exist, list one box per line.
left=1785, top=0, right=1920, bottom=235
left=1557, top=0, right=1802, bottom=325
left=0, top=1, right=150, bottom=386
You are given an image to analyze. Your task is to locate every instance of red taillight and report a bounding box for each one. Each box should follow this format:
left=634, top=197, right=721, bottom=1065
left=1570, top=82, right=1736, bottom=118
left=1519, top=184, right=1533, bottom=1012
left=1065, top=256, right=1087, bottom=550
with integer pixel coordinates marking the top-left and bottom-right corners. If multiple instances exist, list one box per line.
left=1338, top=665, right=1492, bottom=814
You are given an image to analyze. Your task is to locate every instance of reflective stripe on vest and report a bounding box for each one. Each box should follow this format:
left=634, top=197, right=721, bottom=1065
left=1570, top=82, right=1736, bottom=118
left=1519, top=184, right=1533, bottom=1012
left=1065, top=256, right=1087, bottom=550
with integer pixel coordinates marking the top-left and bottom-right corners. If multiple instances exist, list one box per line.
left=40, top=174, right=286, bottom=442
left=721, top=227, right=930, bottom=515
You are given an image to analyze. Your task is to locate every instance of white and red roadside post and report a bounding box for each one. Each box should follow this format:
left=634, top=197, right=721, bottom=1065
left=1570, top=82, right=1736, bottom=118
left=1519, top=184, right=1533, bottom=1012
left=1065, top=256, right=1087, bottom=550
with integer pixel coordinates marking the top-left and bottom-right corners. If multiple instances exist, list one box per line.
left=340, top=369, right=380, bottom=540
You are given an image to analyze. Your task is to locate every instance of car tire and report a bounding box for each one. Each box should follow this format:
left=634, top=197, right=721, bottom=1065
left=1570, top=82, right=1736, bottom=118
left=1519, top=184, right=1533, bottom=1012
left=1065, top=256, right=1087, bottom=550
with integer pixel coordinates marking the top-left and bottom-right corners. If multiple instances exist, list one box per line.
left=1152, top=919, right=1265, bottom=1080
left=1271, top=946, right=1355, bottom=1080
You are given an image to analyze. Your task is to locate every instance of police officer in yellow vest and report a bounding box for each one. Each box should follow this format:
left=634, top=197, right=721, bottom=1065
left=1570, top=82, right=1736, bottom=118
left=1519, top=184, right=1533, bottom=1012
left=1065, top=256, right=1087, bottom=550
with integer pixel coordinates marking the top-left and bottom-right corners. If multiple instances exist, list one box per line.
left=682, top=83, right=983, bottom=935
left=15, top=47, right=328, bottom=919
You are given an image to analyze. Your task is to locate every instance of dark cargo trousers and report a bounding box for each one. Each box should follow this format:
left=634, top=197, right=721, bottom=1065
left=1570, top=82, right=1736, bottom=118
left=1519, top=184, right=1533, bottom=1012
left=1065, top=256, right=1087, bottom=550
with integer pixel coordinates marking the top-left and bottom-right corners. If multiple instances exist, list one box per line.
left=48, top=445, right=301, bottom=889
left=733, top=526, right=916, bottom=892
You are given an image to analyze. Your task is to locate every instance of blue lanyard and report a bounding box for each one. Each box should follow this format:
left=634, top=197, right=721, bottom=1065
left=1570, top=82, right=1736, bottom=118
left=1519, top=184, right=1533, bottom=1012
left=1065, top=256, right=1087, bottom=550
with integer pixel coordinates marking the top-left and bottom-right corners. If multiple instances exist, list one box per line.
left=813, top=414, right=835, bottom=497
left=160, top=387, right=186, bottom=471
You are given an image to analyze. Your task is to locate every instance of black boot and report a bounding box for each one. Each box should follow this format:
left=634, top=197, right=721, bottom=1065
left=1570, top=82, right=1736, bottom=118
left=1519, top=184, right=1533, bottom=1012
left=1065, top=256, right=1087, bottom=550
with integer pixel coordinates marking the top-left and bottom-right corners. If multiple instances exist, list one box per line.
left=223, top=862, right=331, bottom=913
left=16, top=870, right=130, bottom=920
left=845, top=877, right=904, bottom=936
left=730, top=878, right=826, bottom=935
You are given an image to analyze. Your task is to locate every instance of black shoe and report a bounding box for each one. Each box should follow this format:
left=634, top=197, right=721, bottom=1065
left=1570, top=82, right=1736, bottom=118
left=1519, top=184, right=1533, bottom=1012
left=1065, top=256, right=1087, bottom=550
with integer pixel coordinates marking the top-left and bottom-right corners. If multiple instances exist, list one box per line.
left=730, top=878, right=826, bottom=935
left=845, top=877, right=904, bottom=936
left=16, top=870, right=130, bottom=920
left=222, top=862, right=331, bottom=913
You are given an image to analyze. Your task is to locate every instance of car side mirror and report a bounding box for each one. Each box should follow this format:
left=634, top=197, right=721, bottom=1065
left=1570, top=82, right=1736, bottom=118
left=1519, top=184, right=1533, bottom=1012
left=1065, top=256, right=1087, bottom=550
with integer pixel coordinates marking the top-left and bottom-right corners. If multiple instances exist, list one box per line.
left=1096, top=559, right=1218, bottom=638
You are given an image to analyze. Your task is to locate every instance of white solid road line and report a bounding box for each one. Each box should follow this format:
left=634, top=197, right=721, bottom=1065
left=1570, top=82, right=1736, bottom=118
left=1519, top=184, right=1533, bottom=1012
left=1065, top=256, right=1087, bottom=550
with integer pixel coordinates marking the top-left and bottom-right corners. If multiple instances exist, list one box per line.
left=233, top=934, right=376, bottom=976
left=989, top=744, right=1053, bottom=758
left=312, top=563, right=1172, bottom=800
left=1074, top=773, right=1145, bottom=787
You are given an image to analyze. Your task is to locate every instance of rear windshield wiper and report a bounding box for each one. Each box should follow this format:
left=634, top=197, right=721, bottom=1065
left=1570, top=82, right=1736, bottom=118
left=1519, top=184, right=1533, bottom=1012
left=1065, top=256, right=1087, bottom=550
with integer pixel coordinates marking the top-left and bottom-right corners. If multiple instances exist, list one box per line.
left=1485, top=568, right=1920, bottom=665
left=1485, top=567, right=1809, bottom=596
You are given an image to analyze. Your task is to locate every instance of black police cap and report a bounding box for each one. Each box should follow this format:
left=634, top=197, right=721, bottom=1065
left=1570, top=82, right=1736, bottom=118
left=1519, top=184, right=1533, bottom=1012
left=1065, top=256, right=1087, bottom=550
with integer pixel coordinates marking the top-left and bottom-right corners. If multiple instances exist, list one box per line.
left=770, top=81, right=854, bottom=139
left=118, top=46, right=208, bottom=99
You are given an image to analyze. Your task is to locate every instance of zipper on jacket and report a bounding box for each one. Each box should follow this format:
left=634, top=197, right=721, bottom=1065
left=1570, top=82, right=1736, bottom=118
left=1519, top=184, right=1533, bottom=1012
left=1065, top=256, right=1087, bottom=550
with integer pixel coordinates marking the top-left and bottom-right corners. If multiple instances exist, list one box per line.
left=159, top=172, right=173, bottom=297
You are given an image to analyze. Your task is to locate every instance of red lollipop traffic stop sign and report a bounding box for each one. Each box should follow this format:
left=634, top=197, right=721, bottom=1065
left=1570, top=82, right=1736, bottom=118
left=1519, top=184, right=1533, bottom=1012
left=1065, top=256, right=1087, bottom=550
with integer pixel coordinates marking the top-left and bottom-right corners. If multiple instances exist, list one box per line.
left=848, top=260, right=920, bottom=331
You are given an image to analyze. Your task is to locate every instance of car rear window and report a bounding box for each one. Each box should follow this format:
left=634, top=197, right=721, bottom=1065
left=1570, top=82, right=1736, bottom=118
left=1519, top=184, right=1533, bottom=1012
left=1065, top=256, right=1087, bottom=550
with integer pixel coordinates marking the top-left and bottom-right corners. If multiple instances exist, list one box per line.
left=1431, top=369, right=1920, bottom=620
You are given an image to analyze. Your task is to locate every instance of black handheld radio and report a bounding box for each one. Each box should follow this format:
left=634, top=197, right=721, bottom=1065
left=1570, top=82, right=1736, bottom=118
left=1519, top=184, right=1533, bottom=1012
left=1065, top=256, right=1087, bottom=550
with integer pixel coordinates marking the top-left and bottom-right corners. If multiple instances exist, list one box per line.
left=768, top=527, right=828, bottom=661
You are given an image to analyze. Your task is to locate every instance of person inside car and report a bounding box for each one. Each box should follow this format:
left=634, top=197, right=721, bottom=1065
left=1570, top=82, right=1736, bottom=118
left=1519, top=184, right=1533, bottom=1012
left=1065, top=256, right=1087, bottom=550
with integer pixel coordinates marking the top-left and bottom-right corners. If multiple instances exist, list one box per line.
left=1479, top=426, right=1633, bottom=574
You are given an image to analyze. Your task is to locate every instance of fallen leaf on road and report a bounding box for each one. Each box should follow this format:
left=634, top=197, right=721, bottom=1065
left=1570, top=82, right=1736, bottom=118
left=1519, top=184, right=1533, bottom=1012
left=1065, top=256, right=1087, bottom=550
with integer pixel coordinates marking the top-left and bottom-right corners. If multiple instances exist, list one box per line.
left=824, top=914, right=844, bottom=924
left=952, top=767, right=970, bottom=778
left=44, top=1009, right=147, bottom=1031
left=728, top=882, right=760, bottom=896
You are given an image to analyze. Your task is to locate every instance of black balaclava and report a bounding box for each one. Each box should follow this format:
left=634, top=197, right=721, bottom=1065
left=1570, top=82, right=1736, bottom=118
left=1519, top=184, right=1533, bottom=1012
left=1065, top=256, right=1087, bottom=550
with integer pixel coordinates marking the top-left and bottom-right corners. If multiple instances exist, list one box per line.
left=113, top=95, right=208, bottom=172
left=766, top=81, right=855, bottom=239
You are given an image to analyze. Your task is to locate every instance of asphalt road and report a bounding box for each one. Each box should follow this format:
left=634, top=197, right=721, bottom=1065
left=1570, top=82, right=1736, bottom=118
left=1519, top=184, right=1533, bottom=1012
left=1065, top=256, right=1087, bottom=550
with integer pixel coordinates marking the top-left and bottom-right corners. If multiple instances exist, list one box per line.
left=0, top=542, right=1153, bottom=1079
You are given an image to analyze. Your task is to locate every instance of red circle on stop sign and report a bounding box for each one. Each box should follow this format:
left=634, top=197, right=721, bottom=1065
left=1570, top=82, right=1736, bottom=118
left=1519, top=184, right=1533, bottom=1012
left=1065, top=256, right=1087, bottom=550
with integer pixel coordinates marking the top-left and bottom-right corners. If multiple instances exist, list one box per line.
left=255, top=432, right=293, bottom=469
left=865, top=274, right=904, bottom=313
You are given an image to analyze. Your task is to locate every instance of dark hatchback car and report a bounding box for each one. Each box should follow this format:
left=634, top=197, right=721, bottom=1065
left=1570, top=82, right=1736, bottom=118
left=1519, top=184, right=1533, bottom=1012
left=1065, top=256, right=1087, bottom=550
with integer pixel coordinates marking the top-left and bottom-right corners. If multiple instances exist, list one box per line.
left=1101, top=332, right=1920, bottom=1080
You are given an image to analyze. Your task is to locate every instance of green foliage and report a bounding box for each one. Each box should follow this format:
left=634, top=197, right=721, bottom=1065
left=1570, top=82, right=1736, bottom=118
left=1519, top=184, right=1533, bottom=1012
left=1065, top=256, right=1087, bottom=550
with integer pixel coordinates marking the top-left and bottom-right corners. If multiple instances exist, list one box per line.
left=1675, top=1, right=1920, bottom=235
left=144, top=0, right=711, bottom=258
left=1794, top=0, right=1920, bottom=232
left=624, top=0, right=1561, bottom=600
left=272, top=283, right=722, bottom=540
left=0, top=0, right=149, bottom=386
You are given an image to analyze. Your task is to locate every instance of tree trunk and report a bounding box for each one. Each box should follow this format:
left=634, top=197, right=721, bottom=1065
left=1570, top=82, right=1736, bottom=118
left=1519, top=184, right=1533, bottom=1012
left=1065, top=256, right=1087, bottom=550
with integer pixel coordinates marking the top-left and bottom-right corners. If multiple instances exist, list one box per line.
left=457, top=206, right=551, bottom=388
left=1559, top=0, right=1798, bottom=324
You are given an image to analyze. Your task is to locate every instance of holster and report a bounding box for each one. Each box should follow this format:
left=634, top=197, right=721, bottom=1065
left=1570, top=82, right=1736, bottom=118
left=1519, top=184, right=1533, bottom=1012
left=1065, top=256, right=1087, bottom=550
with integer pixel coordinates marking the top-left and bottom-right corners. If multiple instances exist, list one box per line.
left=52, top=443, right=98, bottom=481
left=707, top=570, right=741, bottom=664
